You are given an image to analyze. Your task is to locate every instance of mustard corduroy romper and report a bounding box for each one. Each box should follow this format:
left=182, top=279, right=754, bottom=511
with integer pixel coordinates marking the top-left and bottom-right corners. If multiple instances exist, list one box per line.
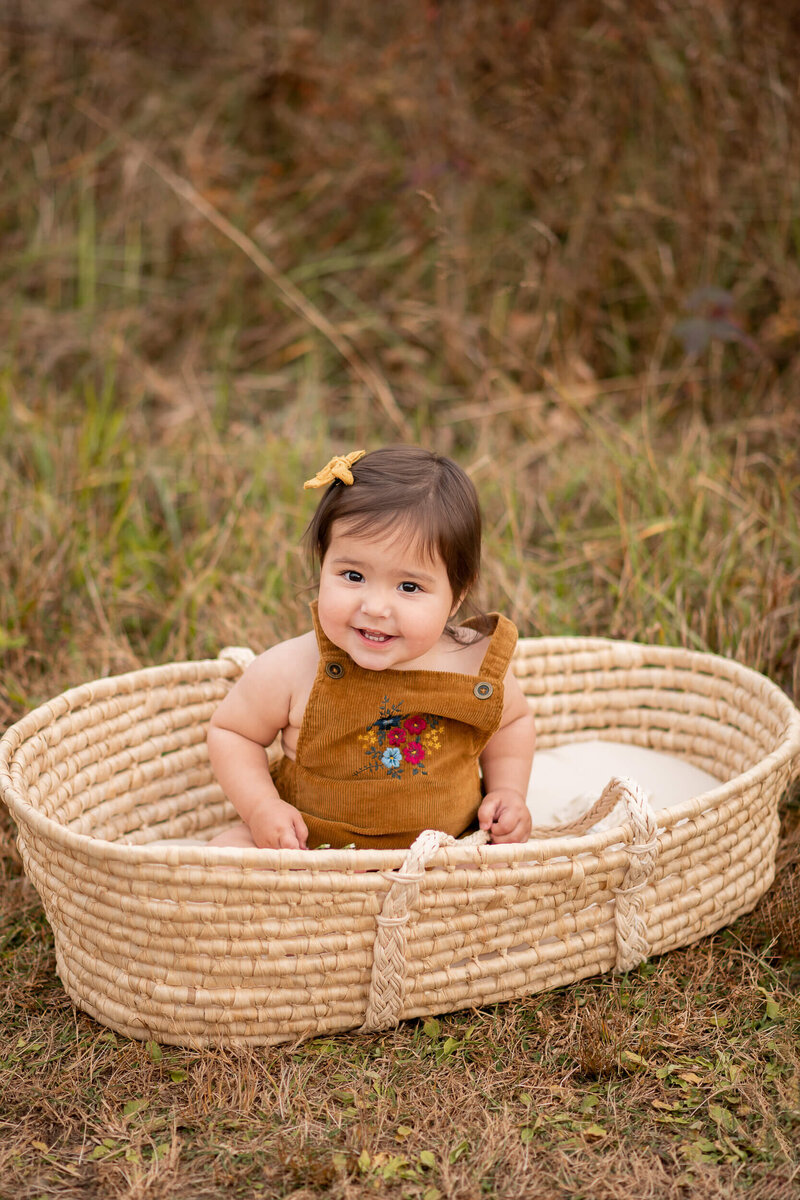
left=269, top=602, right=519, bottom=849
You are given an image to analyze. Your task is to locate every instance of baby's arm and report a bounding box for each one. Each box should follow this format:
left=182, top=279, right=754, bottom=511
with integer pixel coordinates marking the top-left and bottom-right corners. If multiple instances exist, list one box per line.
left=478, top=668, right=535, bottom=844
left=207, top=640, right=309, bottom=849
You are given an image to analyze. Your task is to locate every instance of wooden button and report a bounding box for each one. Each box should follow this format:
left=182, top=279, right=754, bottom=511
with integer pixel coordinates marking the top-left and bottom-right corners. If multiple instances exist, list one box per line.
left=474, top=681, right=493, bottom=699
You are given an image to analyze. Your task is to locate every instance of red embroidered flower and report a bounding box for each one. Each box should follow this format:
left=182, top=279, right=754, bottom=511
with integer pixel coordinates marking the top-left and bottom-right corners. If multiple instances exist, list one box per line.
left=387, top=727, right=406, bottom=746
left=402, top=741, right=425, bottom=764
left=403, top=715, right=427, bottom=734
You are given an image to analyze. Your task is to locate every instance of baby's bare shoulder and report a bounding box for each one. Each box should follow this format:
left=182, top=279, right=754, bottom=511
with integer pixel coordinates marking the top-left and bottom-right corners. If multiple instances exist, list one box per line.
left=248, top=630, right=318, bottom=681
left=211, top=631, right=318, bottom=740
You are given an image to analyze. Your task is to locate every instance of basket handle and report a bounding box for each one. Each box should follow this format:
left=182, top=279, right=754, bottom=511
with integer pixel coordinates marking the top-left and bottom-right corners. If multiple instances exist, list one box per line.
left=218, top=647, right=256, bottom=672
left=532, top=775, right=660, bottom=972
left=529, top=774, right=647, bottom=838
left=600, top=777, right=660, bottom=972
left=361, top=828, right=486, bottom=1032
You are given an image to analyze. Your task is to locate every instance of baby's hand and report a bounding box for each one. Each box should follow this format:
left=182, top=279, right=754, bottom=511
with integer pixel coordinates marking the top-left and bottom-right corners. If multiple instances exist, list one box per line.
left=478, top=789, right=532, bottom=844
left=249, top=798, right=309, bottom=850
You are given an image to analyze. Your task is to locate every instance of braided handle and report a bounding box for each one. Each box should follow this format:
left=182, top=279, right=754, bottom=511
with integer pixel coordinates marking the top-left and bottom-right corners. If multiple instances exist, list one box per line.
left=529, top=777, right=631, bottom=838
left=361, top=828, right=487, bottom=1032
left=598, top=776, right=660, bottom=973
left=533, top=773, right=661, bottom=970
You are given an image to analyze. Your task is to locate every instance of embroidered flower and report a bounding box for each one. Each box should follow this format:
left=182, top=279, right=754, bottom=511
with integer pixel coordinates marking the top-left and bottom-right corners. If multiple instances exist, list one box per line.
left=354, top=700, right=442, bottom=779
left=403, top=715, right=427, bottom=734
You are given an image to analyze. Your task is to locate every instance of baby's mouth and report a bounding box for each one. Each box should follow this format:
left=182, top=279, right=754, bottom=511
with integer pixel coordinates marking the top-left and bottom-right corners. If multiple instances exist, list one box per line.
left=357, top=627, right=396, bottom=644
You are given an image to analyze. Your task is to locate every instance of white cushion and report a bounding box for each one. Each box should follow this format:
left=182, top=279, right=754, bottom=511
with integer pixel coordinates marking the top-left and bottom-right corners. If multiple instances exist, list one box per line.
left=527, top=739, right=720, bottom=829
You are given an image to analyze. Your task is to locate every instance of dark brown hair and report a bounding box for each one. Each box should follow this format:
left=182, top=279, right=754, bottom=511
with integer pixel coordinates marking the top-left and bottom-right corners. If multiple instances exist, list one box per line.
left=304, top=446, right=482, bottom=615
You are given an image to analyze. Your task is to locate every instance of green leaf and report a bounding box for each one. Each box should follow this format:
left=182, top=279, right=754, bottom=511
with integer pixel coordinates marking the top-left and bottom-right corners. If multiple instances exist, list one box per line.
left=422, top=1018, right=441, bottom=1040
left=419, top=1149, right=436, bottom=1168
left=123, top=1098, right=148, bottom=1118
left=380, top=1154, right=407, bottom=1180
left=357, top=1149, right=371, bottom=1172
left=709, top=1104, right=735, bottom=1132
left=765, top=997, right=782, bottom=1021
left=146, top=1041, right=163, bottom=1063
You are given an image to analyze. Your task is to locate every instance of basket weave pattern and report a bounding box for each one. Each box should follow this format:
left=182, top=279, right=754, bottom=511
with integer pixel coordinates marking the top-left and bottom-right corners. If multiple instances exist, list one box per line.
left=2, top=637, right=799, bottom=1046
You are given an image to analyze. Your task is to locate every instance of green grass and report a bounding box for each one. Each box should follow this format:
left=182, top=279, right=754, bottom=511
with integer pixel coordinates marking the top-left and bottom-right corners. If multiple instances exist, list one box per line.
left=2, top=1, right=800, bottom=1197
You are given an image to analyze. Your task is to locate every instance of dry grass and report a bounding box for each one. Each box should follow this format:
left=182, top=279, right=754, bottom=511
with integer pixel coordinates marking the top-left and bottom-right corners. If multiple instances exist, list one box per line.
left=2, top=1, right=800, bottom=1197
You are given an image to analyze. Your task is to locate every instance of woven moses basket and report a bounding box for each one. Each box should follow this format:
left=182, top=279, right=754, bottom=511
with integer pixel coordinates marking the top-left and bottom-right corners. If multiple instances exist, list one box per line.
left=2, top=637, right=799, bottom=1047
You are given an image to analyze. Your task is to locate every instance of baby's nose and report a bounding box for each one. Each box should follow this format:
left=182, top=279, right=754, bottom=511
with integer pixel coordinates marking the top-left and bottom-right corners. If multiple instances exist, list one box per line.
left=360, top=589, right=392, bottom=617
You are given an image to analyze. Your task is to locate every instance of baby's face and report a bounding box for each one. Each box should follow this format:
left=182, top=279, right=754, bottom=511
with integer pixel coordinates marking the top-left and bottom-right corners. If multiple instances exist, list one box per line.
left=317, top=520, right=457, bottom=671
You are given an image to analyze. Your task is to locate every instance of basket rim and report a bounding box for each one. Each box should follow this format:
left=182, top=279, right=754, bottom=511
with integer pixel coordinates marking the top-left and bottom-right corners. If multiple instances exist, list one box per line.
left=1, top=636, right=799, bottom=873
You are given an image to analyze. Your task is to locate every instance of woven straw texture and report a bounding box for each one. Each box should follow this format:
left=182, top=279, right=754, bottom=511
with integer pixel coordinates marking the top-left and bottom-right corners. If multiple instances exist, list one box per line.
left=1, top=637, right=799, bottom=1047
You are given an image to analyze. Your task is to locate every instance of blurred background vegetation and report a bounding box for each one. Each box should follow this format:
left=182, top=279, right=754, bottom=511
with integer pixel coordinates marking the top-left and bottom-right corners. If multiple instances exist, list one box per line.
left=2, top=0, right=798, bottom=724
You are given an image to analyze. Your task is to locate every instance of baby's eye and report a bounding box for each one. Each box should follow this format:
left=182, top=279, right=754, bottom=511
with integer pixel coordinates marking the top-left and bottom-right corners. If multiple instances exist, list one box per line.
left=342, top=570, right=363, bottom=583
left=398, top=581, right=422, bottom=594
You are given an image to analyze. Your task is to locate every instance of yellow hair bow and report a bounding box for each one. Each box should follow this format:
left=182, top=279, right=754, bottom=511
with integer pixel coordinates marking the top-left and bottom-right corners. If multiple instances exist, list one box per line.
left=303, top=450, right=366, bottom=490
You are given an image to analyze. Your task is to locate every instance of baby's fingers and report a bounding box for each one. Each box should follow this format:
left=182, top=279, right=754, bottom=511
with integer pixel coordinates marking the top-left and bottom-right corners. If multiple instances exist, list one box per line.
left=489, top=817, right=529, bottom=844
left=273, top=813, right=309, bottom=850
left=477, top=795, right=502, bottom=832
left=250, top=801, right=309, bottom=849
left=291, top=811, right=309, bottom=850
left=487, top=812, right=517, bottom=840
left=480, top=790, right=532, bottom=844
left=491, top=808, right=532, bottom=844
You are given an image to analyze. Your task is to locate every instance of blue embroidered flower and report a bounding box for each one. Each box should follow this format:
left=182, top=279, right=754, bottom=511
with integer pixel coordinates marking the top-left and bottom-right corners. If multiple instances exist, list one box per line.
left=381, top=747, right=402, bottom=769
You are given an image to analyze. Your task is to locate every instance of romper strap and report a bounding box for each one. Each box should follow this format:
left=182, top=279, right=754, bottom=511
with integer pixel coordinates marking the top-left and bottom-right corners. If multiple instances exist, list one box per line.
left=478, top=613, right=518, bottom=681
